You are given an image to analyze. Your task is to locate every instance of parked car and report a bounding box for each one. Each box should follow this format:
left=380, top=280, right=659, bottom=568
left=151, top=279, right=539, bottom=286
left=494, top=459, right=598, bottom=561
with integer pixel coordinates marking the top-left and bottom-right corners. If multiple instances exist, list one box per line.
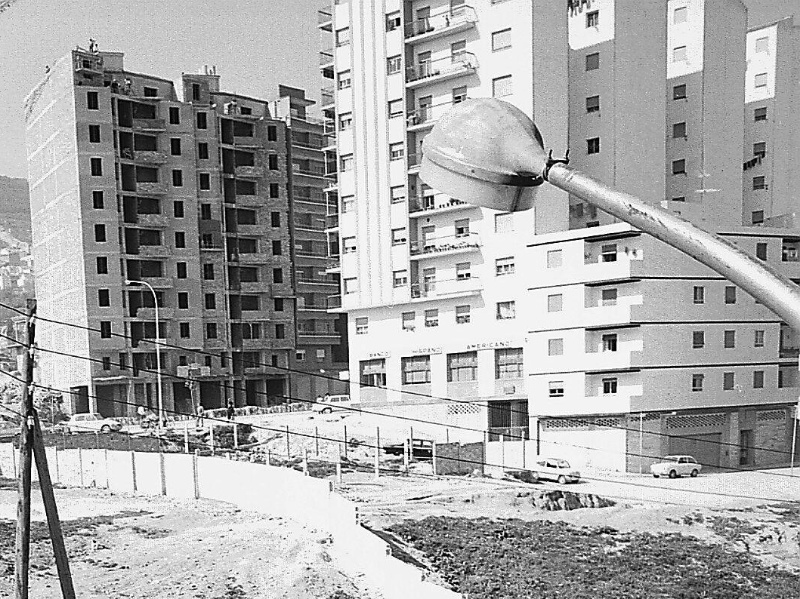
left=312, top=394, right=355, bottom=414
left=64, top=413, right=122, bottom=434
left=383, top=438, right=434, bottom=459
left=529, top=458, right=581, bottom=484
left=651, top=455, right=702, bottom=478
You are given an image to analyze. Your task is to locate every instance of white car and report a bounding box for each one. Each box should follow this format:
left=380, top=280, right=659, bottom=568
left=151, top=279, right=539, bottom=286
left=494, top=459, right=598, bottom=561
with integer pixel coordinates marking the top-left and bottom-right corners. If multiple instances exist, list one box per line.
left=529, top=458, right=581, bottom=484
left=65, top=413, right=123, bottom=434
left=650, top=455, right=702, bottom=478
left=312, top=394, right=355, bottom=414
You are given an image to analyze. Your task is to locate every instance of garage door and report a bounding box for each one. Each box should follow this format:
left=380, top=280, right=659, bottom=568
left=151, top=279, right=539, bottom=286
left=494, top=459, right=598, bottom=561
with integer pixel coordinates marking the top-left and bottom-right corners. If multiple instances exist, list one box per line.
left=668, top=433, right=721, bottom=469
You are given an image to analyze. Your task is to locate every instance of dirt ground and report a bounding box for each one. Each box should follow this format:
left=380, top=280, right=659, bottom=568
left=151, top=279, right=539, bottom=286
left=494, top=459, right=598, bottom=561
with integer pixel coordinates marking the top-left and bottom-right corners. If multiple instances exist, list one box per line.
left=0, top=480, right=381, bottom=599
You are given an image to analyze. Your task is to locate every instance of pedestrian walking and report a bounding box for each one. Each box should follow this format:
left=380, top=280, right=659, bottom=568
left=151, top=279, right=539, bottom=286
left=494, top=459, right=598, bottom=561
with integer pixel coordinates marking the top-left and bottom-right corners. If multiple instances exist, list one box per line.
left=195, top=405, right=205, bottom=429
left=226, top=400, right=235, bottom=421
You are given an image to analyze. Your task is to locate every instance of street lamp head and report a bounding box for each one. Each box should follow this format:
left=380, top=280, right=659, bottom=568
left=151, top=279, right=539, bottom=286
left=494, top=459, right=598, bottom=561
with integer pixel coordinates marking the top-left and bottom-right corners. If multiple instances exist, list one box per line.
left=125, top=279, right=140, bottom=285
left=420, top=98, right=549, bottom=213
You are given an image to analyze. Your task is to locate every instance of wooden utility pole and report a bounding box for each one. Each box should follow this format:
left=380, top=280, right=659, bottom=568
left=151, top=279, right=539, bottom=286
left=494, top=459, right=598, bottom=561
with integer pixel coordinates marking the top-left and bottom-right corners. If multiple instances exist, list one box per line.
left=14, top=300, right=75, bottom=599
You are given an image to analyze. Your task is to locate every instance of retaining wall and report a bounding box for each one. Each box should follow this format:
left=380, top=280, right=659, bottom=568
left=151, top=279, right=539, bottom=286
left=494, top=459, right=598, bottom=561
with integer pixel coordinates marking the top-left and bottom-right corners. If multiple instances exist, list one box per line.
left=0, top=443, right=460, bottom=599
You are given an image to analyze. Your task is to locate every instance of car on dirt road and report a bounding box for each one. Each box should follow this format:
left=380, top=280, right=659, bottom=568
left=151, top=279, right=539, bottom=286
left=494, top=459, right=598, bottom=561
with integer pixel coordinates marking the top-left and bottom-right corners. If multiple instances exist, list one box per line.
left=383, top=438, right=434, bottom=459
left=529, top=458, right=581, bottom=484
left=312, top=394, right=355, bottom=414
left=64, top=413, right=123, bottom=434
left=650, top=455, right=702, bottom=478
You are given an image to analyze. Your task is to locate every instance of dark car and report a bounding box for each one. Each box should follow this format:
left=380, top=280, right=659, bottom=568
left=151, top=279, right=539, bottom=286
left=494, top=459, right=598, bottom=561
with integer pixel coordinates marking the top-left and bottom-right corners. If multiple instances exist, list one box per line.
left=382, top=438, right=433, bottom=458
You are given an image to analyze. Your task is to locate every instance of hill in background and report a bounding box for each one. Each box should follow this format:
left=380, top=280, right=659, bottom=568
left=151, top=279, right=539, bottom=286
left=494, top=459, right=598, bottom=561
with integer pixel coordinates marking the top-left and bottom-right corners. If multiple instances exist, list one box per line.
left=0, top=176, right=30, bottom=244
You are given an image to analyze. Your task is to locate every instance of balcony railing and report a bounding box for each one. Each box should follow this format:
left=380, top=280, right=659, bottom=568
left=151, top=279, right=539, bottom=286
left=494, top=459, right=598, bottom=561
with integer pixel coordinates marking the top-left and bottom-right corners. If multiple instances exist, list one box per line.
left=132, top=118, right=166, bottom=131
left=136, top=214, right=169, bottom=228
left=780, top=347, right=800, bottom=359
left=292, top=163, right=327, bottom=177
left=409, top=195, right=468, bottom=214
left=235, top=165, right=263, bottom=178
left=410, top=233, right=481, bottom=256
left=326, top=214, right=339, bottom=229
left=136, top=182, right=167, bottom=195
left=120, top=149, right=168, bottom=164
left=326, top=255, right=341, bottom=270
left=405, top=52, right=478, bottom=84
left=74, top=54, right=103, bottom=73
left=410, top=275, right=482, bottom=299
left=319, top=49, right=334, bottom=66
left=406, top=98, right=467, bottom=130
left=407, top=152, right=423, bottom=169
left=321, top=87, right=334, bottom=107
left=138, top=277, right=173, bottom=288
left=318, top=7, right=332, bottom=29
left=487, top=426, right=529, bottom=442
left=327, top=294, right=342, bottom=309
left=298, top=330, right=340, bottom=338
left=135, top=308, right=175, bottom=320
left=138, top=245, right=171, bottom=258
left=404, top=5, right=478, bottom=40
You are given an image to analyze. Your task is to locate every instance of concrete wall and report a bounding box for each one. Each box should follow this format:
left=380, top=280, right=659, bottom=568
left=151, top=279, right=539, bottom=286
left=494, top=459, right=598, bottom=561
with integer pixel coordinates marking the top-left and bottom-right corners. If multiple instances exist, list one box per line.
left=0, top=444, right=459, bottom=599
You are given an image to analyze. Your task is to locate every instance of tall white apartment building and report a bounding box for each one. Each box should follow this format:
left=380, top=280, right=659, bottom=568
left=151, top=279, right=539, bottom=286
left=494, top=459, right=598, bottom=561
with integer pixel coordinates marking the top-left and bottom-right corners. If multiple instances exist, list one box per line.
left=742, top=17, right=800, bottom=226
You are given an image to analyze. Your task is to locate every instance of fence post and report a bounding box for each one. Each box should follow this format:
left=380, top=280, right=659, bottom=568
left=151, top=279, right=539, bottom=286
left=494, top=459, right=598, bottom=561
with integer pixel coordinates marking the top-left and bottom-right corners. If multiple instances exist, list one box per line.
left=159, top=451, right=166, bottom=496
left=193, top=450, right=200, bottom=499
left=403, top=439, right=409, bottom=474
left=11, top=442, right=17, bottom=479
left=267, top=449, right=271, bottom=466
left=303, top=450, right=309, bottom=476
left=500, top=434, right=505, bottom=471
left=522, top=437, right=527, bottom=469
left=95, top=431, right=99, bottom=450
left=446, top=428, right=450, bottom=444
left=53, top=446, right=59, bottom=484
left=315, top=426, right=319, bottom=457
left=335, top=452, right=342, bottom=486
left=104, top=449, right=109, bottom=489
left=210, top=425, right=215, bottom=456
left=374, top=426, right=380, bottom=480
left=131, top=451, right=137, bottom=493
left=127, top=432, right=132, bottom=453
left=233, top=423, right=239, bottom=451
left=432, top=442, right=438, bottom=476
left=285, top=425, right=291, bottom=459
left=343, top=425, right=348, bottom=460
left=78, top=447, right=84, bottom=488
left=184, top=421, right=189, bottom=454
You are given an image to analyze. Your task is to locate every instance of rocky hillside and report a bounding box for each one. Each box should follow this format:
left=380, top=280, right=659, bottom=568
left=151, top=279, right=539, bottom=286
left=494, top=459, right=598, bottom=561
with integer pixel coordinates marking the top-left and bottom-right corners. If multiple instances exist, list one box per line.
left=0, top=176, right=30, bottom=244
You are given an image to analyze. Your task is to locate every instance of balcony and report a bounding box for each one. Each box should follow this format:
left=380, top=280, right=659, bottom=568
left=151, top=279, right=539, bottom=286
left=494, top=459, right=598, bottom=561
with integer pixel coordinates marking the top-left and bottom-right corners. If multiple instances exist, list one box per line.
left=134, top=308, right=175, bottom=320
left=119, top=149, right=167, bottom=164
left=139, top=277, right=173, bottom=289
left=410, top=233, right=481, bottom=258
left=317, top=6, right=332, bottom=31
left=404, top=6, right=478, bottom=44
left=326, top=214, right=339, bottom=230
left=234, top=194, right=262, bottom=207
left=234, top=135, right=261, bottom=148
left=409, top=195, right=472, bottom=216
left=319, top=49, right=334, bottom=67
left=410, top=276, right=482, bottom=300
left=132, top=118, right=166, bottom=131
left=327, top=294, right=342, bottom=309
left=405, top=53, right=477, bottom=88
left=138, top=245, right=171, bottom=258
left=297, top=303, right=331, bottom=312
left=136, top=214, right=170, bottom=228
left=406, top=99, right=466, bottom=132
left=407, top=152, right=422, bottom=172
left=325, top=255, right=341, bottom=272
left=74, top=53, right=103, bottom=73
left=230, top=253, right=269, bottom=264
left=298, top=330, right=341, bottom=341
left=136, top=182, right=167, bottom=196
left=780, top=347, right=800, bottom=359
left=235, top=165, right=263, bottom=179
left=321, top=87, right=335, bottom=109
left=292, top=163, right=327, bottom=177
left=487, top=426, right=529, bottom=442
left=297, top=276, right=337, bottom=287
left=235, top=224, right=262, bottom=236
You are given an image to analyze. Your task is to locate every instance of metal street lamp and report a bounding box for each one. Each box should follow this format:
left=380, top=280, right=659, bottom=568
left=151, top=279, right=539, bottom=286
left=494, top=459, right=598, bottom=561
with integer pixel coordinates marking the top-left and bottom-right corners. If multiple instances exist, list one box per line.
left=125, top=279, right=164, bottom=432
left=420, top=98, right=800, bottom=471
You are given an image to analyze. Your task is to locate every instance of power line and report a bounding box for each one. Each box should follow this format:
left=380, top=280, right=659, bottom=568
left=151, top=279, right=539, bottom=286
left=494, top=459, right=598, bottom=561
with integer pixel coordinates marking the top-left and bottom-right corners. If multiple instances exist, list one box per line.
left=1, top=300, right=795, bottom=461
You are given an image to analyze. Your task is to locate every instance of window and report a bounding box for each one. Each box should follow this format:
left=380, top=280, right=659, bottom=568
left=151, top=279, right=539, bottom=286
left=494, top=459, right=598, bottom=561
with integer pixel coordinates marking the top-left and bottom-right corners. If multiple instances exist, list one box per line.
left=547, top=249, right=563, bottom=268
left=587, top=137, right=600, bottom=154
left=274, top=323, right=285, bottom=339
left=170, top=138, right=181, bottom=156
left=271, top=212, right=280, bottom=227
left=602, top=377, right=617, bottom=394
left=119, top=354, right=127, bottom=371
left=205, top=323, right=218, bottom=339
left=586, top=10, right=599, bottom=27
left=87, top=91, right=99, bottom=110
left=98, top=289, right=110, bottom=307
left=495, top=212, right=513, bottom=234
left=344, top=277, right=358, bottom=294
left=492, top=75, right=513, bottom=98
left=753, top=176, right=766, bottom=190
left=169, top=107, right=180, bottom=124
left=601, top=288, right=617, bottom=306
left=360, top=358, right=386, bottom=388
left=753, top=142, right=766, bottom=158
left=548, top=339, right=564, bottom=356
left=753, top=370, right=765, bottom=389
left=386, top=11, right=401, bottom=31
left=273, top=268, right=283, bottom=283
left=295, top=350, right=306, bottom=362
left=387, top=55, right=402, bottom=74
left=455, top=305, right=471, bottom=324
left=496, top=301, right=516, bottom=320
left=492, top=28, right=512, bottom=51
left=585, top=52, right=600, bottom=71
left=388, top=100, right=403, bottom=118
left=549, top=381, right=564, bottom=398
left=450, top=263, right=469, bottom=282
left=586, top=95, right=600, bottom=113
left=455, top=218, right=470, bottom=238
left=194, top=142, right=209, bottom=161
left=355, top=317, right=368, bottom=335
left=723, top=372, right=735, bottom=391
left=693, top=285, right=705, bottom=304
left=90, top=157, right=103, bottom=176
left=172, top=169, right=183, bottom=187
left=602, top=334, right=617, bottom=352
left=725, top=286, right=736, bottom=304
left=673, top=84, right=687, bottom=100
left=102, top=356, right=111, bottom=371
left=724, top=330, right=736, bottom=349
left=205, top=293, right=216, bottom=310
left=673, top=46, right=687, bottom=63
left=496, top=348, right=523, bottom=379
left=692, top=331, right=705, bottom=349
left=673, top=6, right=687, bottom=23
left=100, top=321, right=112, bottom=338
left=673, top=122, right=687, bottom=139
left=402, top=356, right=431, bottom=384
left=452, top=86, right=468, bottom=104
left=268, top=154, right=279, bottom=170
left=447, top=351, right=477, bottom=382
left=271, top=240, right=282, bottom=256
left=754, top=35, right=769, bottom=54
left=273, top=298, right=283, bottom=312
left=203, top=263, right=215, bottom=280
left=547, top=294, right=563, bottom=313
left=393, top=270, right=408, bottom=287
left=268, top=183, right=279, bottom=198
left=341, top=196, right=354, bottom=213
left=389, top=143, right=404, bottom=160
left=402, top=312, right=416, bottom=331
left=174, top=231, right=186, bottom=248
left=96, top=256, right=108, bottom=274
left=754, top=330, right=765, bottom=347
left=337, top=70, right=351, bottom=90
left=755, top=73, right=768, bottom=89
left=196, top=112, right=207, bottom=129
left=178, top=292, right=189, bottom=309
left=192, top=83, right=201, bottom=100
left=177, top=262, right=187, bottom=278
left=754, top=107, right=767, bottom=122
left=338, top=112, right=353, bottom=130
left=391, top=228, right=407, bottom=245
left=198, top=203, right=211, bottom=220
left=88, top=124, right=101, bottom=143
left=673, top=196, right=686, bottom=203
left=601, top=244, right=617, bottom=262
left=94, top=224, right=106, bottom=242
left=92, top=190, right=104, bottom=209
left=340, top=154, right=353, bottom=171
left=496, top=256, right=515, bottom=276
left=390, top=186, right=405, bottom=204
left=672, top=159, right=686, bottom=175
left=343, top=237, right=356, bottom=254
left=336, top=27, right=350, bottom=46
left=422, top=308, right=439, bottom=328
left=756, top=242, right=767, bottom=260
left=691, top=374, right=704, bottom=392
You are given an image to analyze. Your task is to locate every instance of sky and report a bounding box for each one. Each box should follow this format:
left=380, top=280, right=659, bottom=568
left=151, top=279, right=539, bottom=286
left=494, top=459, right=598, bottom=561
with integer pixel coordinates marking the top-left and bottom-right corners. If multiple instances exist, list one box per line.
left=0, top=0, right=798, bottom=179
